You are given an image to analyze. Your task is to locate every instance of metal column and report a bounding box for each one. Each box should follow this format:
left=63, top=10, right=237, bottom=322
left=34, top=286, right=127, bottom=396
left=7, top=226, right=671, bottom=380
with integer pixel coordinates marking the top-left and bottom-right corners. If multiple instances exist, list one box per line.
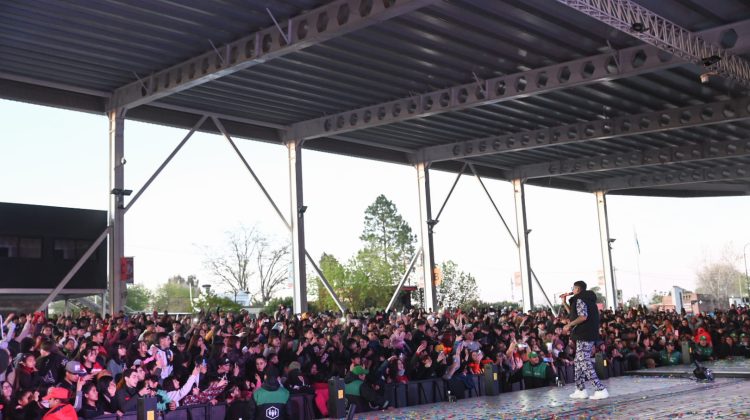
left=512, top=179, right=533, bottom=312
left=595, top=191, right=617, bottom=310
left=416, top=163, right=437, bottom=311
left=288, top=140, right=307, bottom=314
left=108, top=110, right=125, bottom=315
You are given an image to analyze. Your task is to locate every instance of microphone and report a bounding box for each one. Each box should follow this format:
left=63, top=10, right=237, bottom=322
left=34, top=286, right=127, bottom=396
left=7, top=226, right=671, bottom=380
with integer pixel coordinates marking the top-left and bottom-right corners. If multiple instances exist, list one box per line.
left=559, top=292, right=572, bottom=299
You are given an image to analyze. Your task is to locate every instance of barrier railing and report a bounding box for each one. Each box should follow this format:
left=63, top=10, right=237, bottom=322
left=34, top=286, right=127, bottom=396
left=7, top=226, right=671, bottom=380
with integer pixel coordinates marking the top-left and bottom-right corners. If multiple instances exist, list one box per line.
left=85, top=359, right=635, bottom=419
left=91, top=393, right=316, bottom=420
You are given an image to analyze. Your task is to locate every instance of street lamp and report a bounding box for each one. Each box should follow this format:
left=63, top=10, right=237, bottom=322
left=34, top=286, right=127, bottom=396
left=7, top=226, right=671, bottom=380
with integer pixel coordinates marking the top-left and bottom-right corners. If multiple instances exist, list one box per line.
left=202, top=284, right=211, bottom=296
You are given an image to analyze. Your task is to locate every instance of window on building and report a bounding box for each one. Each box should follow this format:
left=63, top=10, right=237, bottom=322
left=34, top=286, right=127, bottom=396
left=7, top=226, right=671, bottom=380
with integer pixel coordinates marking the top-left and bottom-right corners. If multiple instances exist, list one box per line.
left=19, top=238, right=42, bottom=259
left=54, top=239, right=77, bottom=260
left=0, top=235, right=18, bottom=258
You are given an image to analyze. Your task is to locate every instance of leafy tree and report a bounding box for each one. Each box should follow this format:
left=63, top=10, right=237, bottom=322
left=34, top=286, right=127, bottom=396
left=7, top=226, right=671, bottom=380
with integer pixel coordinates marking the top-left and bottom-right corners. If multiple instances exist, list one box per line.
left=590, top=286, right=606, bottom=304
left=262, top=296, right=293, bottom=315
left=152, top=283, right=193, bottom=313
left=436, top=261, right=479, bottom=309
left=360, top=195, right=416, bottom=278
left=348, top=248, right=395, bottom=309
left=192, top=293, right=243, bottom=313
left=650, top=291, right=667, bottom=305
left=125, top=284, right=152, bottom=312
left=203, top=226, right=290, bottom=306
left=311, top=254, right=347, bottom=311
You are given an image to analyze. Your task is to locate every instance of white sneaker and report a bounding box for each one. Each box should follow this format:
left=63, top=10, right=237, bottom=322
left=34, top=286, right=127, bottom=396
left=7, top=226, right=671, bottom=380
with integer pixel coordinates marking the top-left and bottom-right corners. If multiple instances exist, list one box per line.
left=589, top=389, right=609, bottom=400
left=569, top=389, right=589, bottom=399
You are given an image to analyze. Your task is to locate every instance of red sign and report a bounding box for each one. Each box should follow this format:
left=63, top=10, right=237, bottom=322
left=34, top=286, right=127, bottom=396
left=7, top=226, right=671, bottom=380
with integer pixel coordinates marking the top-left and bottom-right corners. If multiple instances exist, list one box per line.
left=120, top=257, right=134, bottom=283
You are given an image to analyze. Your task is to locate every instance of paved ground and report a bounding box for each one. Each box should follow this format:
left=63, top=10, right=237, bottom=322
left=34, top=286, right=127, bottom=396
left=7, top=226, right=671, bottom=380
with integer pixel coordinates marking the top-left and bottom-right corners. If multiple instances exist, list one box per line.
left=350, top=376, right=750, bottom=419
left=627, top=358, right=750, bottom=378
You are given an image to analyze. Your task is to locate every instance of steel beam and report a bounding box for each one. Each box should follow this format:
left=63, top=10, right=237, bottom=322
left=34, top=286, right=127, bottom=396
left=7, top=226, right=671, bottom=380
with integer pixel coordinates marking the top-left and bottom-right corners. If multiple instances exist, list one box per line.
left=125, top=116, right=207, bottom=213
left=595, top=191, right=617, bottom=310
left=416, top=163, right=437, bottom=311
left=469, top=166, right=558, bottom=314
left=36, top=228, right=111, bottom=312
left=424, top=97, right=750, bottom=164
left=108, top=0, right=438, bottom=110
left=288, top=140, right=308, bottom=314
left=214, top=118, right=346, bottom=312
left=385, top=250, right=423, bottom=313
left=108, top=109, right=125, bottom=315
left=286, top=21, right=750, bottom=141
left=516, top=137, right=750, bottom=180
left=592, top=163, right=750, bottom=191
left=512, top=179, right=533, bottom=312
left=556, top=0, right=750, bottom=86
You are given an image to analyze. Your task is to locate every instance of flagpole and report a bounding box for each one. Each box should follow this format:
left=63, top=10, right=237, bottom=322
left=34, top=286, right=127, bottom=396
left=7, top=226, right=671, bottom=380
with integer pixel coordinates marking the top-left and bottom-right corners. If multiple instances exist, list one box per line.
left=634, top=228, right=643, bottom=305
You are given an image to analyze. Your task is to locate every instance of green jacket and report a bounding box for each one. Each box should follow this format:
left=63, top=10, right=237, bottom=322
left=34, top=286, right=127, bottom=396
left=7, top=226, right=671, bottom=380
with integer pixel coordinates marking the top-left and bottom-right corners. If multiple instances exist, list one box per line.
left=695, top=344, right=713, bottom=358
left=659, top=350, right=682, bottom=366
left=344, top=379, right=363, bottom=397
left=521, top=361, right=547, bottom=379
left=253, top=386, right=290, bottom=405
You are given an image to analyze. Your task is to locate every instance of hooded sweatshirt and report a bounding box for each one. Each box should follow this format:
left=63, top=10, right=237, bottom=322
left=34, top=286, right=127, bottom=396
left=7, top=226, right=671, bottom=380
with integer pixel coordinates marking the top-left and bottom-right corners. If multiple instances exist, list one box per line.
left=568, top=290, right=600, bottom=342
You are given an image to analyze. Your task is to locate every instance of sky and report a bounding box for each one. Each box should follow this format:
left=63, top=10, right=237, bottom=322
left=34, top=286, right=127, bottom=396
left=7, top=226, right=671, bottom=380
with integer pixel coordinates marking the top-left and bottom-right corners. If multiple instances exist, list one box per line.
left=2, top=99, right=750, bottom=305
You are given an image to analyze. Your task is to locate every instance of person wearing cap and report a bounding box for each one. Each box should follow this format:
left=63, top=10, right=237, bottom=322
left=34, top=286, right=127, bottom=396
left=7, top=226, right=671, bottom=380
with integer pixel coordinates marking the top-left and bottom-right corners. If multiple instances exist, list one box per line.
left=41, top=387, right=76, bottom=420
left=56, top=360, right=90, bottom=410
left=247, top=367, right=291, bottom=420
left=521, top=352, right=555, bottom=389
left=344, top=365, right=388, bottom=411
left=694, top=335, right=714, bottom=362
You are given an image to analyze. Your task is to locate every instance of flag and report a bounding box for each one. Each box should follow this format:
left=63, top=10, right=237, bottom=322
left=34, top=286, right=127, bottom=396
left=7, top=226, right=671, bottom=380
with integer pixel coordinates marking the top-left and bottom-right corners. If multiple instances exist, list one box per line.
left=634, top=229, right=641, bottom=255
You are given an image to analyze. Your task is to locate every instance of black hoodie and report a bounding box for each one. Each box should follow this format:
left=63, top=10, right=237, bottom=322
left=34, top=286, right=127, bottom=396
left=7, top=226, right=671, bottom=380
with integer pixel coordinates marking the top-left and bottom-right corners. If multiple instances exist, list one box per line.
left=568, top=290, right=600, bottom=342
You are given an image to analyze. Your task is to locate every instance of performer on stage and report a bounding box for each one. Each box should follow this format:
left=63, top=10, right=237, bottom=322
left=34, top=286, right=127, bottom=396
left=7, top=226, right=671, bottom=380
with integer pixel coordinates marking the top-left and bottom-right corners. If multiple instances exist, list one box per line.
left=561, top=281, right=609, bottom=400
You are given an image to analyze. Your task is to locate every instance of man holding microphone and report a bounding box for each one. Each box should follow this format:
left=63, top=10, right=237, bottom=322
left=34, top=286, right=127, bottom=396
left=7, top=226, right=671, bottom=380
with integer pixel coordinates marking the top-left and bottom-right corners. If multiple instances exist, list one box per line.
left=561, top=281, right=608, bottom=400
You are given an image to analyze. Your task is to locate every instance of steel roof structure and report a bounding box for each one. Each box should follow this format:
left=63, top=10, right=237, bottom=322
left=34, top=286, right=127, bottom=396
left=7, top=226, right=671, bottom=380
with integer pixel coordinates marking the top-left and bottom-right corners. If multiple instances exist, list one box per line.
left=2, top=0, right=750, bottom=314
left=3, top=0, right=750, bottom=196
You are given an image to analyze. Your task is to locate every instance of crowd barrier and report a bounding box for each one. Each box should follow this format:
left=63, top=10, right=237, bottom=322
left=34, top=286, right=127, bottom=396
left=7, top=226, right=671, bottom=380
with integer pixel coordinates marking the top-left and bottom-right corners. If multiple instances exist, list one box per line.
left=89, top=393, right=316, bottom=420
left=53, top=355, right=664, bottom=420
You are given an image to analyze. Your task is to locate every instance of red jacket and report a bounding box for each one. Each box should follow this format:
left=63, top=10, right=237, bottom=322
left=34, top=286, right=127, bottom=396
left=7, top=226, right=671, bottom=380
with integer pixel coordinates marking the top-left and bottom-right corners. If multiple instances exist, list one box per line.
left=42, top=403, right=77, bottom=420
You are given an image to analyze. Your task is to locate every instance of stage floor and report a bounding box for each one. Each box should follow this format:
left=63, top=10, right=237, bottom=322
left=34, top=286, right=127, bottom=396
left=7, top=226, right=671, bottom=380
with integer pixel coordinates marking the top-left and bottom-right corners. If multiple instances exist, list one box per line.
left=351, top=376, right=750, bottom=419
left=626, top=357, right=750, bottom=378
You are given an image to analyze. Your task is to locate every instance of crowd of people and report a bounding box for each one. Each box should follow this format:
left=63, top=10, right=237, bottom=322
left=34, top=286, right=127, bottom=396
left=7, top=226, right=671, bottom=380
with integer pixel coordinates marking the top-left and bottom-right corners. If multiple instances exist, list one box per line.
left=0, top=301, right=748, bottom=419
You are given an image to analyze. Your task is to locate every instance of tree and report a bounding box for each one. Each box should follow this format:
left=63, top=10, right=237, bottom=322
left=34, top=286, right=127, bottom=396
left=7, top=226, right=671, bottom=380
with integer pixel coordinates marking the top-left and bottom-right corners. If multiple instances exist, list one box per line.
left=360, top=195, right=416, bottom=279
left=436, top=261, right=479, bottom=309
left=311, top=253, right=347, bottom=311
left=348, top=248, right=394, bottom=309
left=650, top=291, right=667, bottom=305
left=125, top=284, right=152, bottom=312
left=192, top=292, right=243, bottom=313
left=696, top=261, right=745, bottom=302
left=152, top=283, right=193, bottom=313
left=590, top=286, right=606, bottom=304
left=203, top=226, right=291, bottom=306
left=254, top=236, right=290, bottom=305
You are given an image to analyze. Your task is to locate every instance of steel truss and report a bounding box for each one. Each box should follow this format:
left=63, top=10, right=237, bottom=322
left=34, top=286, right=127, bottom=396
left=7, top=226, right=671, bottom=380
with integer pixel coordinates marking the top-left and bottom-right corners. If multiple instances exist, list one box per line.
left=420, top=97, right=750, bottom=164
left=593, top=163, right=750, bottom=191
left=556, top=0, right=750, bottom=86
left=108, top=0, right=438, bottom=110
left=517, top=138, right=750, bottom=180
left=286, top=21, right=750, bottom=142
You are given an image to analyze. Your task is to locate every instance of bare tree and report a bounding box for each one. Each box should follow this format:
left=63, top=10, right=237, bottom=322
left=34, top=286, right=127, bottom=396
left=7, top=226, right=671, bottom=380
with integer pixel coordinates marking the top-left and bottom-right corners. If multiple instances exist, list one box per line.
left=204, top=226, right=259, bottom=296
left=696, top=244, right=745, bottom=303
left=203, top=226, right=290, bottom=305
left=256, top=238, right=290, bottom=305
